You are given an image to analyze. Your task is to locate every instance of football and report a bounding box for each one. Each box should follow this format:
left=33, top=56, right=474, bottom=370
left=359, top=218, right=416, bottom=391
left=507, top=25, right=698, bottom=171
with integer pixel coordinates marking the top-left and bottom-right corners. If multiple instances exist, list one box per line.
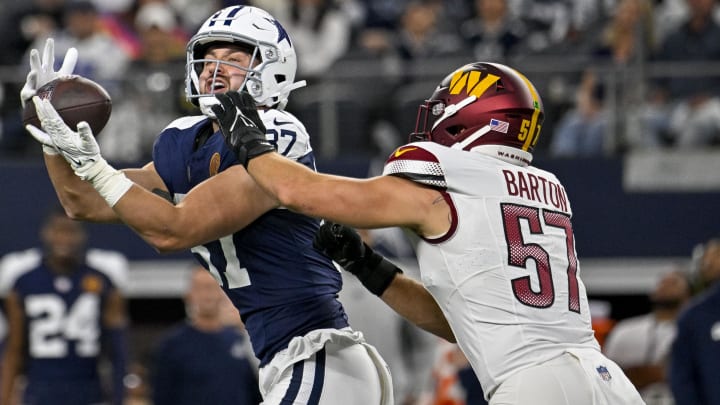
left=22, top=75, right=112, bottom=135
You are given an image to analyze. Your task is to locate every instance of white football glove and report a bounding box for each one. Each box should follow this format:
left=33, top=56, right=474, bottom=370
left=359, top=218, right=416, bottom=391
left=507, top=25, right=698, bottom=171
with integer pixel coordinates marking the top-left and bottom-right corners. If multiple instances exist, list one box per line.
left=25, top=97, right=132, bottom=207
left=26, top=96, right=99, bottom=173
left=21, top=38, right=78, bottom=108
left=21, top=38, right=78, bottom=155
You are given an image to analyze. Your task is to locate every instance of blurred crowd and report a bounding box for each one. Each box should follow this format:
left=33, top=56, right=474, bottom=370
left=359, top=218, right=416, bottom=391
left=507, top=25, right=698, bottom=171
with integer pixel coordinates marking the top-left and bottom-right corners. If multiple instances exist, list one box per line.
left=1, top=0, right=720, bottom=162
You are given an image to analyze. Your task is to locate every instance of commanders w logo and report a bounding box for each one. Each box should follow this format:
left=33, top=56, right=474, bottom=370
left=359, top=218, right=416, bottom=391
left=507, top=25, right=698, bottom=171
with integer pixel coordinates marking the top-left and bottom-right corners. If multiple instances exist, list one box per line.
left=449, top=71, right=500, bottom=98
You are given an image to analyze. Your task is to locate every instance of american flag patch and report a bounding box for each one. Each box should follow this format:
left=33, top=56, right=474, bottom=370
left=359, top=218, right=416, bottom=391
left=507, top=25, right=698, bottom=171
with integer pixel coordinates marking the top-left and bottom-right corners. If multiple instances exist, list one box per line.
left=489, top=118, right=509, bottom=133
left=596, top=365, right=612, bottom=381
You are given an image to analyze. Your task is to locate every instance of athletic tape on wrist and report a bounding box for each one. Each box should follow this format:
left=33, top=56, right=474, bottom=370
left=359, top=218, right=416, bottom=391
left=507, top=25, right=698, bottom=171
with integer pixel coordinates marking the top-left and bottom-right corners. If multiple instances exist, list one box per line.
left=81, top=159, right=133, bottom=207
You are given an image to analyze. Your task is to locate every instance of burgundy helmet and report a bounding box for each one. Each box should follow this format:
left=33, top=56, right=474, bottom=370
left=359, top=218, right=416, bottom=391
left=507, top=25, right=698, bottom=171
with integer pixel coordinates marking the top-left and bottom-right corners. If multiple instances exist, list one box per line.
left=410, top=62, right=544, bottom=156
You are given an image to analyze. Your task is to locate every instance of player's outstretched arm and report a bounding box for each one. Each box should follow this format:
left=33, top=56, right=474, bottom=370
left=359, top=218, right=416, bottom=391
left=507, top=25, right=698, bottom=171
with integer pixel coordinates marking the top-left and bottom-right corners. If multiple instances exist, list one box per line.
left=113, top=165, right=279, bottom=252
left=213, top=91, right=449, bottom=236
left=314, top=222, right=456, bottom=342
left=29, top=97, right=278, bottom=252
left=43, top=153, right=124, bottom=222
left=38, top=134, right=168, bottom=224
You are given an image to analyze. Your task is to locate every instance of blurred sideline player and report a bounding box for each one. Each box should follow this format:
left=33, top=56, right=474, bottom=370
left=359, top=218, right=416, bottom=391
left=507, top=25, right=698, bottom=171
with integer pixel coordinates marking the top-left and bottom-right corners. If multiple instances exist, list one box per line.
left=22, top=5, right=392, bottom=404
left=604, top=270, right=691, bottom=405
left=151, top=266, right=261, bottom=405
left=210, top=62, right=645, bottom=404
left=0, top=206, right=128, bottom=405
left=670, top=238, right=720, bottom=405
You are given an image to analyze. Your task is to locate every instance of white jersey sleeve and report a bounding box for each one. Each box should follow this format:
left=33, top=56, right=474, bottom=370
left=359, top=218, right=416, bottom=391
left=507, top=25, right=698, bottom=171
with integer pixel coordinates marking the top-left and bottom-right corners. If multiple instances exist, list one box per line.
left=383, top=142, right=598, bottom=395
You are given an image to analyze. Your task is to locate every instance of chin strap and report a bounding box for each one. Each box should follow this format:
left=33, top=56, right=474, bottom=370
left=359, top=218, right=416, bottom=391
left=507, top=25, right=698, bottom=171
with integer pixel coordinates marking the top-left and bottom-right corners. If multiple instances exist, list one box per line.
left=199, top=96, right=221, bottom=118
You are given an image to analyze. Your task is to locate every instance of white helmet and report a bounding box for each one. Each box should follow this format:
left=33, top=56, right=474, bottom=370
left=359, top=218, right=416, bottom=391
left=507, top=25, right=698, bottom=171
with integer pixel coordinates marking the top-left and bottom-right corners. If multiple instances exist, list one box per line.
left=186, top=6, right=306, bottom=116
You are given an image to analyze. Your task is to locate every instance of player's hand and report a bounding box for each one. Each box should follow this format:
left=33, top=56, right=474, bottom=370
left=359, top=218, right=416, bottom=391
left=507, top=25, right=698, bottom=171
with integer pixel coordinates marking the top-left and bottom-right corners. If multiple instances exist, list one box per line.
left=25, top=96, right=101, bottom=180
left=20, top=38, right=78, bottom=108
left=314, top=221, right=402, bottom=296
left=26, top=96, right=132, bottom=207
left=314, top=221, right=367, bottom=269
left=211, top=91, right=274, bottom=168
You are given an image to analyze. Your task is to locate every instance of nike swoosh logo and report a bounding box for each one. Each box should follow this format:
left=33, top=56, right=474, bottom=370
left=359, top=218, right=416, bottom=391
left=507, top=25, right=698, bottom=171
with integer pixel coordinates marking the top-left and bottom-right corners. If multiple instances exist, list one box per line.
left=273, top=118, right=293, bottom=126
left=394, top=147, right=418, bottom=158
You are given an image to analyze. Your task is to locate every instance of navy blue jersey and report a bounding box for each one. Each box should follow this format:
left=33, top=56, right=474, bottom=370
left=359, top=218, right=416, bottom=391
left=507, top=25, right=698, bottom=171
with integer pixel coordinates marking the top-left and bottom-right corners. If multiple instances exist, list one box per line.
left=670, top=284, right=720, bottom=405
left=152, top=324, right=262, bottom=405
left=10, top=259, right=117, bottom=404
left=153, top=110, right=348, bottom=365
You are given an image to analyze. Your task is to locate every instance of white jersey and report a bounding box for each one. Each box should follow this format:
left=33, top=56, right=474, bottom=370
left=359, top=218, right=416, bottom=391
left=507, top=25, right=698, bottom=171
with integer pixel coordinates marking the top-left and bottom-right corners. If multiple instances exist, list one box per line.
left=383, top=142, right=600, bottom=396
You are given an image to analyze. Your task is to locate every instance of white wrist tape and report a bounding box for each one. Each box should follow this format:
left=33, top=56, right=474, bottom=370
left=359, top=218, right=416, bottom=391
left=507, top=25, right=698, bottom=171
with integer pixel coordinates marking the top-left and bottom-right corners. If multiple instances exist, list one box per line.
left=78, top=158, right=133, bottom=207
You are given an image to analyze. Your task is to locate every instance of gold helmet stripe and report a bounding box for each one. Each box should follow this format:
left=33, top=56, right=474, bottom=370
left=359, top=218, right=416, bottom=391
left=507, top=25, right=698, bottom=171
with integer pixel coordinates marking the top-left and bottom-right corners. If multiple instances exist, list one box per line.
left=514, top=70, right=542, bottom=151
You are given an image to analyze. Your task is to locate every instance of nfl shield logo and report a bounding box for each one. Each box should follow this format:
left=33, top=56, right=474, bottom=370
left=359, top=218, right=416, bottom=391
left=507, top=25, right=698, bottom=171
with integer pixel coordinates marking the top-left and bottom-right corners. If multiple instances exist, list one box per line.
left=596, top=365, right=612, bottom=381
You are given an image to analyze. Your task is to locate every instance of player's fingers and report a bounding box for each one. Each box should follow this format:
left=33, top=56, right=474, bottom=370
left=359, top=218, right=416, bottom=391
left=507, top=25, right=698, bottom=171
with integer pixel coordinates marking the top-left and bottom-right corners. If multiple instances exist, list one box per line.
left=215, top=93, right=234, bottom=113
left=236, top=91, right=265, bottom=131
left=59, top=48, right=78, bottom=75
left=32, top=96, right=51, bottom=120
left=28, top=48, right=41, bottom=72
left=238, top=91, right=256, bottom=108
left=25, top=124, right=55, bottom=146
left=227, top=90, right=244, bottom=107
left=210, top=103, right=225, bottom=119
left=313, top=222, right=342, bottom=251
left=20, top=72, right=38, bottom=108
left=76, top=121, right=94, bottom=139
left=33, top=97, right=62, bottom=123
left=41, top=38, right=55, bottom=72
left=24, top=71, right=38, bottom=89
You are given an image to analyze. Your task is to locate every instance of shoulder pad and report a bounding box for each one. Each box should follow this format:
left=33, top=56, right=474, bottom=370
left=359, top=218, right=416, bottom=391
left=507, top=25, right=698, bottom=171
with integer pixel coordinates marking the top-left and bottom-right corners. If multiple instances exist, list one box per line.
left=86, top=249, right=130, bottom=292
left=383, top=144, right=446, bottom=188
left=0, top=248, right=42, bottom=294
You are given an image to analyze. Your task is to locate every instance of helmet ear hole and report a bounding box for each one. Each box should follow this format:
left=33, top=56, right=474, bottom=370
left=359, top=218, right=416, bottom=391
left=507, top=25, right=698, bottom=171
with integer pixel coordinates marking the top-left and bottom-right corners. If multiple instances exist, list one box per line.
left=446, top=125, right=465, bottom=136
left=274, top=74, right=287, bottom=85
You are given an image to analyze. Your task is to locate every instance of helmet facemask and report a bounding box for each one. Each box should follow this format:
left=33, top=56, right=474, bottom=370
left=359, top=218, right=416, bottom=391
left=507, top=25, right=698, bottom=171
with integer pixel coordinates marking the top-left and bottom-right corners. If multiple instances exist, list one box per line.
left=410, top=96, right=484, bottom=147
left=188, top=40, right=266, bottom=117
